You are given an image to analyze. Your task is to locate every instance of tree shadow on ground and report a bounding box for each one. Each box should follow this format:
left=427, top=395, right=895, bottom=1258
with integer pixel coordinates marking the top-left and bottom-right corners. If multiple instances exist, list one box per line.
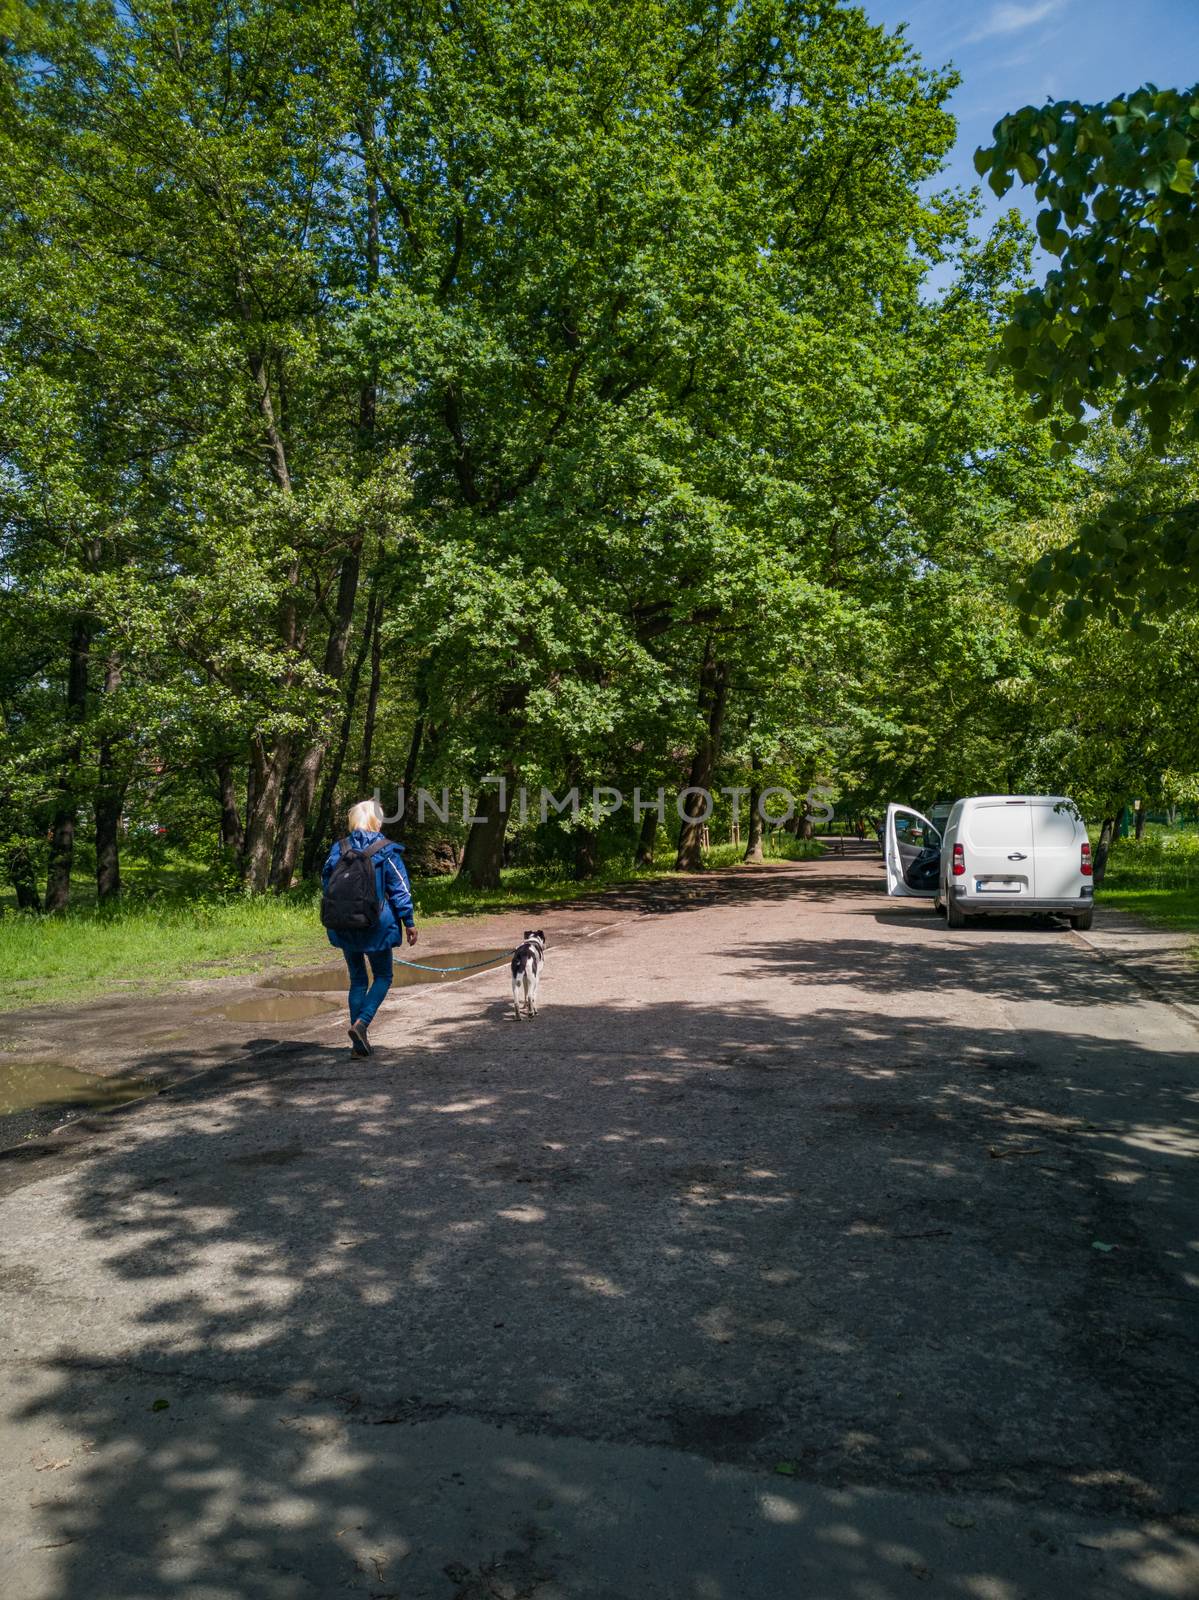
left=733, top=929, right=1153, bottom=1012
left=2, top=958, right=1197, bottom=1598
left=513, top=852, right=886, bottom=922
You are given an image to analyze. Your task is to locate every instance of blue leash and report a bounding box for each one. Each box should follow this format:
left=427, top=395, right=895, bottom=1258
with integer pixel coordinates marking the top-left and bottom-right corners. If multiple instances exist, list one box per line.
left=392, top=951, right=513, bottom=974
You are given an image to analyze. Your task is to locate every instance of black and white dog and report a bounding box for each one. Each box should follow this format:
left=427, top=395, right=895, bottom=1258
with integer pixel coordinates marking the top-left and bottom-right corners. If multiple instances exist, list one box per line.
left=510, top=929, right=546, bottom=1020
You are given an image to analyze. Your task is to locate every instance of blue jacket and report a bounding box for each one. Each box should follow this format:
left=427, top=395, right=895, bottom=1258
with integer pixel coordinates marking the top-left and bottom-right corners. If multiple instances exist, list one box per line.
left=321, top=830, right=415, bottom=952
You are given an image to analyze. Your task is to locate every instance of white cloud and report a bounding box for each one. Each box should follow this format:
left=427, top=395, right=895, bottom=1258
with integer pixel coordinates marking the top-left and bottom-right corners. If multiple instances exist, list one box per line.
left=967, top=1, right=1066, bottom=43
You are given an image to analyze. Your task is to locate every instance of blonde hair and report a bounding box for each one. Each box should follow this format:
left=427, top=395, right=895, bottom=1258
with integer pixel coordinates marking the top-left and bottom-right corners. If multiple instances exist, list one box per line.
left=347, top=799, right=383, bottom=833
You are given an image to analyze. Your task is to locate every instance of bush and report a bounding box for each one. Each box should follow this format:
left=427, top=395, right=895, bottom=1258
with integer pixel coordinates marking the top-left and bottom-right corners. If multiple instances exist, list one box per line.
left=1106, top=830, right=1199, bottom=889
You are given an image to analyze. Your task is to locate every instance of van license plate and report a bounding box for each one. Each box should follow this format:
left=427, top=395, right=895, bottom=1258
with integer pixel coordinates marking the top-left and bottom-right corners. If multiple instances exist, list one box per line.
left=976, top=879, right=1022, bottom=893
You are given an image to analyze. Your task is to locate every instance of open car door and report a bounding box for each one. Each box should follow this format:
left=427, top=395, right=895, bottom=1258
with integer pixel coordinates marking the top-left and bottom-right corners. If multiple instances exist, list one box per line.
left=884, top=803, right=941, bottom=899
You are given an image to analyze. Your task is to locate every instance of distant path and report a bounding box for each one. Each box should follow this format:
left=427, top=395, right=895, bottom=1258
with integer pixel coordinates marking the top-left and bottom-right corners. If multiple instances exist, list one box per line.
left=1, top=846, right=1197, bottom=1598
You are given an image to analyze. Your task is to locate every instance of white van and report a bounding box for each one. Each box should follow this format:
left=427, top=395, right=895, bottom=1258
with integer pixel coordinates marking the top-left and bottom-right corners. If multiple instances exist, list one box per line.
left=885, top=796, right=1094, bottom=930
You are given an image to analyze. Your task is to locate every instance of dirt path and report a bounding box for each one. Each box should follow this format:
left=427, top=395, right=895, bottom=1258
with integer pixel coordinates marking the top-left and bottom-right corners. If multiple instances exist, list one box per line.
left=0, top=897, right=628, bottom=1161
left=1, top=847, right=1197, bottom=1599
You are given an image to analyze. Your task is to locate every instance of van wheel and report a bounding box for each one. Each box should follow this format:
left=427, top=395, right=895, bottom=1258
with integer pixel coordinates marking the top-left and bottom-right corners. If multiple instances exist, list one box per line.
left=1070, top=909, right=1094, bottom=932
left=946, top=896, right=967, bottom=929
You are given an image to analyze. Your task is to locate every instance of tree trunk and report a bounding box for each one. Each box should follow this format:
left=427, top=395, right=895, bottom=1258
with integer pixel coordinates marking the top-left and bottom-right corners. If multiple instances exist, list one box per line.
left=341, top=118, right=383, bottom=829
left=393, top=705, right=426, bottom=848
left=6, top=843, right=40, bottom=911
left=458, top=685, right=524, bottom=886
left=1135, top=804, right=1146, bottom=841
left=398, top=711, right=462, bottom=875
left=44, top=813, right=78, bottom=913
left=239, top=756, right=259, bottom=876
left=94, top=789, right=126, bottom=904
left=44, top=616, right=91, bottom=913
left=675, top=651, right=729, bottom=872
left=634, top=805, right=658, bottom=868
left=217, top=757, right=245, bottom=856
left=303, top=589, right=380, bottom=878
left=241, top=736, right=291, bottom=893
left=1093, top=815, right=1116, bottom=885
left=355, top=598, right=384, bottom=795
left=744, top=754, right=764, bottom=863
left=235, top=271, right=302, bottom=892
left=401, top=715, right=425, bottom=804
left=271, top=540, right=365, bottom=890
left=94, top=653, right=126, bottom=904
left=268, top=754, right=298, bottom=883
left=457, top=779, right=509, bottom=889
left=574, top=825, right=598, bottom=880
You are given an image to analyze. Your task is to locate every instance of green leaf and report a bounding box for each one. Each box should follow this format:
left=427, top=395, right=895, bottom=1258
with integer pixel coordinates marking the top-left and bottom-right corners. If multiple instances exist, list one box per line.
left=1036, top=207, right=1061, bottom=240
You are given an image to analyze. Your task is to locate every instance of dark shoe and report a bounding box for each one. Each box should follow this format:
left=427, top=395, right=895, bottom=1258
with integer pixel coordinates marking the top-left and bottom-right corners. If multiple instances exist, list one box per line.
left=348, top=1021, right=371, bottom=1058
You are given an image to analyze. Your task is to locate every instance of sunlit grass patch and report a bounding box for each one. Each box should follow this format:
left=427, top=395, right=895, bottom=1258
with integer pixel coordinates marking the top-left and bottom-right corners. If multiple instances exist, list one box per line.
left=0, top=893, right=327, bottom=1012
left=1100, top=831, right=1199, bottom=942
left=700, top=836, right=825, bottom=869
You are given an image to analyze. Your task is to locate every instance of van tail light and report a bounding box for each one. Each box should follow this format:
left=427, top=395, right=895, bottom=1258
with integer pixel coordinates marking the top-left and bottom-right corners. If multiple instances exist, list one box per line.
left=952, top=843, right=965, bottom=877
left=1081, top=842, right=1093, bottom=877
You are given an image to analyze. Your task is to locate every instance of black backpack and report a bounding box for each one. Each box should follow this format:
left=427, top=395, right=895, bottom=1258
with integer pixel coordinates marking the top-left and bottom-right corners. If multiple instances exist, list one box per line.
left=320, top=836, right=389, bottom=931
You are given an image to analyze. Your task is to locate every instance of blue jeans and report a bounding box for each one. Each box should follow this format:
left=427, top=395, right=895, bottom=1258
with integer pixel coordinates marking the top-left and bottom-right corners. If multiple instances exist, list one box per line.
left=343, top=949, right=393, bottom=1028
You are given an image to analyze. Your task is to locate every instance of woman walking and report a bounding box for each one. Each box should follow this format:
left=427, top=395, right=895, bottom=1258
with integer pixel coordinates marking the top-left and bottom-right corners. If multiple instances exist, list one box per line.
left=321, top=800, right=418, bottom=1058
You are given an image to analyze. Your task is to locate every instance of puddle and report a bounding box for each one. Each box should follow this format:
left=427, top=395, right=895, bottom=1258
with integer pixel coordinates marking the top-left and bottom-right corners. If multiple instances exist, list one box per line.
left=0, top=1061, right=157, bottom=1155
left=387, top=947, right=513, bottom=986
left=267, top=949, right=512, bottom=992
left=221, top=993, right=342, bottom=1023
left=268, top=966, right=350, bottom=993
left=0, top=1060, right=154, bottom=1117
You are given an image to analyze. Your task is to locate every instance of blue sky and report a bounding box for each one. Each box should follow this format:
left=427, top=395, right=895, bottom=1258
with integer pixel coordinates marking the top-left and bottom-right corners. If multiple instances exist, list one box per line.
left=861, top=0, right=1199, bottom=250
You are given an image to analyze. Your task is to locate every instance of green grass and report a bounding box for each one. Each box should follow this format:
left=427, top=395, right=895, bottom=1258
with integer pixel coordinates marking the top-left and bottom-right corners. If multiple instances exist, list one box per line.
left=1099, top=831, right=1199, bottom=938
left=686, top=835, right=824, bottom=872
left=0, top=833, right=823, bottom=1013
left=0, top=894, right=328, bottom=1013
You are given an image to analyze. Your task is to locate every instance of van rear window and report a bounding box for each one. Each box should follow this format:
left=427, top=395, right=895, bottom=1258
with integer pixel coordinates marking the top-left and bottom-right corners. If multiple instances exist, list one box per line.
left=968, top=804, right=1033, bottom=848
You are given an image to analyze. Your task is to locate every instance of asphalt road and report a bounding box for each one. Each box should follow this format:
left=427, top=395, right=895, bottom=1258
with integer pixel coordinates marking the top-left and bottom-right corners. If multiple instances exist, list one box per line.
left=1, top=847, right=1197, bottom=1599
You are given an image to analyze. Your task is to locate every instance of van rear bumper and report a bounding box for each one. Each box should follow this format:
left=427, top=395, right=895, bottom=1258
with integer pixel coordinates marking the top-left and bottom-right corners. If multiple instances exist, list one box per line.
left=951, top=892, right=1092, bottom=915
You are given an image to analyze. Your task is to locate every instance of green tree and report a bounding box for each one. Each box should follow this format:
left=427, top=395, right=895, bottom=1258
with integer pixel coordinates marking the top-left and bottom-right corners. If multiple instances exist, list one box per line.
left=1, top=0, right=407, bottom=898
left=978, top=85, right=1199, bottom=616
